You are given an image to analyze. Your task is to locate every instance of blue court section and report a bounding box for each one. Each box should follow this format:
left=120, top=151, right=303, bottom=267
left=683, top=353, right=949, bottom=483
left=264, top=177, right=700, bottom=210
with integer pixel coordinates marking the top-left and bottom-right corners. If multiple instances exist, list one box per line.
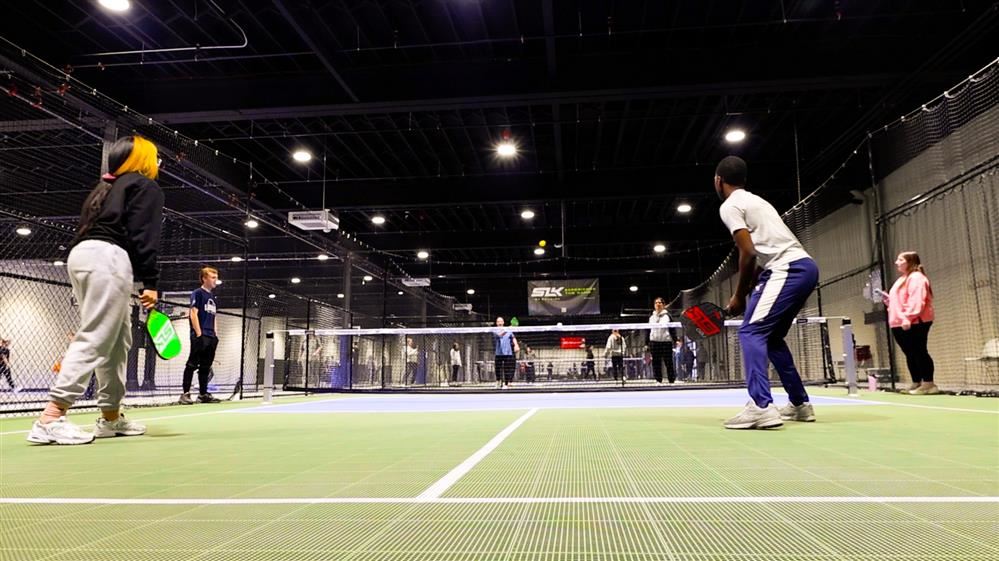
left=234, top=389, right=870, bottom=414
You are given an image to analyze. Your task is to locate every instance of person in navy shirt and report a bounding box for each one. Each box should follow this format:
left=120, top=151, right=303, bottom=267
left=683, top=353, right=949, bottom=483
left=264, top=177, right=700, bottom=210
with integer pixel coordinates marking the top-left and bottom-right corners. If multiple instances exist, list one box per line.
left=179, top=267, right=221, bottom=404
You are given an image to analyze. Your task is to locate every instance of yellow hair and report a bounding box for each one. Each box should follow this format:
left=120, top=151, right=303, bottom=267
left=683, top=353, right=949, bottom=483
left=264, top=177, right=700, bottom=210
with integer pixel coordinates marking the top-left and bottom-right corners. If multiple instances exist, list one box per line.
left=113, top=136, right=159, bottom=180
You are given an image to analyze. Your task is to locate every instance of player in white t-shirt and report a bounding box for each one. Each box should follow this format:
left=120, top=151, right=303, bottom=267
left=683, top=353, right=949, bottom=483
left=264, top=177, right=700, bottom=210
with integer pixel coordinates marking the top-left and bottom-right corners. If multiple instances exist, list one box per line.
left=714, top=156, right=819, bottom=429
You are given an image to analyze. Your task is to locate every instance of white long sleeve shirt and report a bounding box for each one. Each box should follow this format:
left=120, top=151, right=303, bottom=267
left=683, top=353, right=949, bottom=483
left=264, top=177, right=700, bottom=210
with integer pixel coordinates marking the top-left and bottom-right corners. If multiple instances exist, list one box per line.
left=605, top=334, right=627, bottom=356
left=648, top=309, right=673, bottom=342
left=450, top=348, right=462, bottom=366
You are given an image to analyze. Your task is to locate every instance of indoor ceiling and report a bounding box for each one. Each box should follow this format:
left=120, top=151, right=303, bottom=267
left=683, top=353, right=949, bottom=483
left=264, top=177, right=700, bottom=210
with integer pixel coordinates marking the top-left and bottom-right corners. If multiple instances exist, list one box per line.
left=1, top=0, right=996, bottom=322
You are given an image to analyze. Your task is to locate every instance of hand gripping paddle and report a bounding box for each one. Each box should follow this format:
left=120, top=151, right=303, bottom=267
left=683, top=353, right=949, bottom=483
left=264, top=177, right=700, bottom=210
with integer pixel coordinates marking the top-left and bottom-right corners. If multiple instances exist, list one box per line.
left=146, top=308, right=182, bottom=360
left=679, top=302, right=727, bottom=341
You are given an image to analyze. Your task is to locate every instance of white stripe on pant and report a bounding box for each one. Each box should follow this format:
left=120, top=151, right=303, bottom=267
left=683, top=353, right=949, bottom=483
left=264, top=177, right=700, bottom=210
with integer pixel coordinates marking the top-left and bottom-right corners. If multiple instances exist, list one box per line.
left=748, top=264, right=789, bottom=324
left=49, top=240, right=134, bottom=410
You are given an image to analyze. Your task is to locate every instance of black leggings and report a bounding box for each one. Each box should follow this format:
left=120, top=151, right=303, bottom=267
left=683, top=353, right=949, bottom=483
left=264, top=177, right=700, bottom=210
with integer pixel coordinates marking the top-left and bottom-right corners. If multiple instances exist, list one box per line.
left=494, top=355, right=515, bottom=385
left=183, top=335, right=219, bottom=395
left=891, top=322, right=934, bottom=383
left=649, top=341, right=676, bottom=383
left=610, top=355, right=624, bottom=380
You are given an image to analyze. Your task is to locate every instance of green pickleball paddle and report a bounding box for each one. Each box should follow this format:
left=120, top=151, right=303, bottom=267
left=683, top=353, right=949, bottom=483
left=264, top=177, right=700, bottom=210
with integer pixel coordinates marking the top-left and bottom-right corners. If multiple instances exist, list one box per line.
left=146, top=308, right=182, bottom=360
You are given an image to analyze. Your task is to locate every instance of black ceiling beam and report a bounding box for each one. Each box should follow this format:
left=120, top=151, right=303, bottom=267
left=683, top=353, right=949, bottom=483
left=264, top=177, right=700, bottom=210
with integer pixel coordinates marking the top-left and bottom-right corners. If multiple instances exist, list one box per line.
left=149, top=74, right=901, bottom=124
left=347, top=225, right=727, bottom=251
left=410, top=267, right=704, bottom=280
left=271, top=0, right=359, bottom=103
left=0, top=117, right=107, bottom=133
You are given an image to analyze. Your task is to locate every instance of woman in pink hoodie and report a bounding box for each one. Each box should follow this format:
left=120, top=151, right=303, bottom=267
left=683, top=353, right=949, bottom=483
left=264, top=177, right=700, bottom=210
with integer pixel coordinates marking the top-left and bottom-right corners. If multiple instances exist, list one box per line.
left=883, top=251, right=937, bottom=394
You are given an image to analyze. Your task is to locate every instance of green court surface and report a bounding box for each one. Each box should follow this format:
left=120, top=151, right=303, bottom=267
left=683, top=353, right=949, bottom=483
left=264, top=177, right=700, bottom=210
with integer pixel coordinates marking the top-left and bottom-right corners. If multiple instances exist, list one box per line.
left=1, top=388, right=997, bottom=561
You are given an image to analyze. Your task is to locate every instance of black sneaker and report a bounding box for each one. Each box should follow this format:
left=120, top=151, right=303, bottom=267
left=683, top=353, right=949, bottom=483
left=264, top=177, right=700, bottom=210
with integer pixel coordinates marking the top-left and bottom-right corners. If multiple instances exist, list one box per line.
left=198, top=393, right=221, bottom=403
left=178, top=393, right=194, bottom=405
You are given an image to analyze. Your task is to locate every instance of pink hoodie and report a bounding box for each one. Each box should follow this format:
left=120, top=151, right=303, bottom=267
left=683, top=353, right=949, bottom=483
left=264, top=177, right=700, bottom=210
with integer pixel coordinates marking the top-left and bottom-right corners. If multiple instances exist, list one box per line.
left=887, top=271, right=934, bottom=328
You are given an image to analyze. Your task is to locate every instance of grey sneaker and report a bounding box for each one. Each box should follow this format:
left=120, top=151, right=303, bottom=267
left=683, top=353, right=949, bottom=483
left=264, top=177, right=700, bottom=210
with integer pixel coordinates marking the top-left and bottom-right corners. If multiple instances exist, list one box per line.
left=198, top=393, right=221, bottom=403
left=94, top=415, right=146, bottom=438
left=178, top=393, right=194, bottom=405
left=723, top=401, right=783, bottom=430
left=778, top=402, right=816, bottom=422
left=26, top=417, right=95, bottom=445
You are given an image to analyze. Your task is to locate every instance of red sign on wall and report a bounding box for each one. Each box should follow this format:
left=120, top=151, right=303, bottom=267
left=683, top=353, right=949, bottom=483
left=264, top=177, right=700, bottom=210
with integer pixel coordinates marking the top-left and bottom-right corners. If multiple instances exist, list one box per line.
left=560, top=337, right=586, bottom=349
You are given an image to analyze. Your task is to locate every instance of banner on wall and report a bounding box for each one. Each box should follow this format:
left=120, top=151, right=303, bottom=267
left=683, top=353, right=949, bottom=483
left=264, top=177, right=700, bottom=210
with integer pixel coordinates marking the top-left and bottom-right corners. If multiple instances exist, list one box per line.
left=527, top=278, right=600, bottom=316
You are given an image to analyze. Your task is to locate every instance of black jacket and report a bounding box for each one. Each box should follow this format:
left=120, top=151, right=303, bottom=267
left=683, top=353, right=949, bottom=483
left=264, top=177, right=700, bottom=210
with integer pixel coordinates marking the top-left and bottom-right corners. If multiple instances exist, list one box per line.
left=74, top=172, right=164, bottom=290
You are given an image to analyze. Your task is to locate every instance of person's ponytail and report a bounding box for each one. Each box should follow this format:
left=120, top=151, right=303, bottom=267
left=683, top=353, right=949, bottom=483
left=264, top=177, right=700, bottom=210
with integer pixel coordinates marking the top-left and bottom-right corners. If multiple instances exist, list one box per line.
left=72, top=137, right=135, bottom=245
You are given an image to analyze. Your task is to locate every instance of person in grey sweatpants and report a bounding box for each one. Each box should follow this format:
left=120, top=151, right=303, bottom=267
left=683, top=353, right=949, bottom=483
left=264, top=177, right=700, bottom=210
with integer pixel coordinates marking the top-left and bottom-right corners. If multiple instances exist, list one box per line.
left=28, top=136, right=164, bottom=445
left=49, top=242, right=136, bottom=408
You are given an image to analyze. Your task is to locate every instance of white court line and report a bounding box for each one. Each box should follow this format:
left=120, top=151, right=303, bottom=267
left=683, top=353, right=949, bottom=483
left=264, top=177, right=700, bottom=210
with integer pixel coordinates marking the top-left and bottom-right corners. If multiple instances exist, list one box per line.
left=865, top=400, right=999, bottom=414
left=417, top=407, right=538, bottom=500
left=770, top=390, right=999, bottom=414
left=1, top=496, right=995, bottom=505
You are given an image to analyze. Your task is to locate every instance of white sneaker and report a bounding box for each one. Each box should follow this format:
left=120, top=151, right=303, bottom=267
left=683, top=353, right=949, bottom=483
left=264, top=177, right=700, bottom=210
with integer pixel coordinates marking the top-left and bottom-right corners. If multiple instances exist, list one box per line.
left=723, top=401, right=783, bottom=430
left=26, top=417, right=95, bottom=445
left=94, top=415, right=146, bottom=438
left=778, top=402, right=815, bottom=422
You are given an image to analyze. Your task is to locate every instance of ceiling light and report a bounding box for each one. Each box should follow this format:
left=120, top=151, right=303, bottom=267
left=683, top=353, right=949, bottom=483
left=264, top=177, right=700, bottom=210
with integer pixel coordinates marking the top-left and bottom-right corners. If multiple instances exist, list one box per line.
left=397, top=291, right=404, bottom=295
left=230, top=256, right=243, bottom=262
left=416, top=250, right=429, bottom=260
left=291, top=277, right=301, bottom=284
left=215, top=280, right=223, bottom=285
left=466, top=288, right=475, bottom=295
left=677, top=203, right=692, bottom=214
left=629, top=285, right=639, bottom=292
left=15, top=226, right=31, bottom=236
left=496, top=142, right=517, bottom=157
left=653, top=244, right=666, bottom=253
left=244, top=218, right=259, bottom=229
left=337, top=293, right=345, bottom=299
left=317, top=254, right=330, bottom=261
left=268, top=293, right=276, bottom=299
left=292, top=149, right=312, bottom=163
left=520, top=209, right=535, bottom=220
left=363, top=275, right=373, bottom=282
left=724, top=129, right=746, bottom=143
left=53, top=260, right=65, bottom=266
left=98, top=0, right=130, bottom=12
left=533, top=247, right=545, bottom=256
left=371, top=215, right=386, bottom=225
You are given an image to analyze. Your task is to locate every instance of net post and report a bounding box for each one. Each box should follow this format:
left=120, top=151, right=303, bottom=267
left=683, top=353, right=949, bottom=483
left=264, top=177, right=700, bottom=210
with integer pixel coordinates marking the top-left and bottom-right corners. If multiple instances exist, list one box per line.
left=841, top=318, right=859, bottom=396
left=263, top=331, right=275, bottom=404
